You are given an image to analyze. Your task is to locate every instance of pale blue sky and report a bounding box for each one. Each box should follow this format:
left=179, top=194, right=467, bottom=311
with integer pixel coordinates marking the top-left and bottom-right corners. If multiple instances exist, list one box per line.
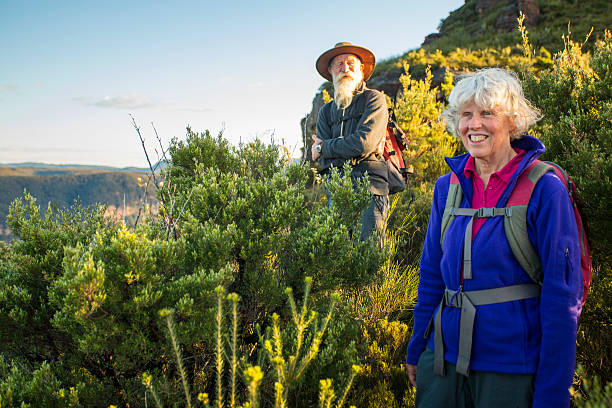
left=0, top=0, right=463, bottom=167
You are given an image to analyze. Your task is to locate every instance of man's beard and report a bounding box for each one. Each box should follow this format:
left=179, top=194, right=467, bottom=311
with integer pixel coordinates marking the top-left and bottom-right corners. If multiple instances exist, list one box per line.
left=333, top=71, right=363, bottom=109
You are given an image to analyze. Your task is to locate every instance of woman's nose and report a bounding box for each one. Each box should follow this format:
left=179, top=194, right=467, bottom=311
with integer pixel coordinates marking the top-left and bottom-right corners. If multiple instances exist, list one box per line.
left=468, top=114, right=482, bottom=128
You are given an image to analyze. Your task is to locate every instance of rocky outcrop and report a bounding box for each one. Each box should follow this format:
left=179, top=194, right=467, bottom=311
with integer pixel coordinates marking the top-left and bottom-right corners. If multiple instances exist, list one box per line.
left=475, top=0, right=505, bottom=15
left=301, top=91, right=326, bottom=163
left=422, top=33, right=443, bottom=47
left=366, top=68, right=403, bottom=98
left=496, top=0, right=540, bottom=31
left=422, top=0, right=540, bottom=46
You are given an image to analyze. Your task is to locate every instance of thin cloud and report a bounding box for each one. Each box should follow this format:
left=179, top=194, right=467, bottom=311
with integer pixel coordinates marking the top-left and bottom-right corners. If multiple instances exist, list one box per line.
left=74, top=95, right=156, bottom=109
left=247, top=81, right=264, bottom=88
left=73, top=95, right=213, bottom=112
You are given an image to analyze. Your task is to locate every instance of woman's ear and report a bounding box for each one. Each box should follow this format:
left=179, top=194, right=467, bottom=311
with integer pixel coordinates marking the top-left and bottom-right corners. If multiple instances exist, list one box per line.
left=508, top=114, right=518, bottom=133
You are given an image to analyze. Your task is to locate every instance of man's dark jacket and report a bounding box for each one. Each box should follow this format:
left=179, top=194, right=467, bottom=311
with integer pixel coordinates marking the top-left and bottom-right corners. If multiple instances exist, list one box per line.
left=316, top=82, right=389, bottom=195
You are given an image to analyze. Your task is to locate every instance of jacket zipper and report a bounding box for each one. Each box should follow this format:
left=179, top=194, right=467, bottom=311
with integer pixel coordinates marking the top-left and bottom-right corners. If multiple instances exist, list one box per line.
left=340, top=108, right=345, bottom=138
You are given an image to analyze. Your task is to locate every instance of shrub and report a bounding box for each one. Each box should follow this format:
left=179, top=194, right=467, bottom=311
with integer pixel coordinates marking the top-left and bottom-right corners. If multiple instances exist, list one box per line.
left=572, top=365, right=612, bottom=408
left=143, top=280, right=359, bottom=408
left=351, top=318, right=414, bottom=408
left=0, top=130, right=387, bottom=406
left=0, top=357, right=82, bottom=408
left=394, top=61, right=457, bottom=186
left=522, top=29, right=612, bottom=388
left=386, top=61, right=456, bottom=262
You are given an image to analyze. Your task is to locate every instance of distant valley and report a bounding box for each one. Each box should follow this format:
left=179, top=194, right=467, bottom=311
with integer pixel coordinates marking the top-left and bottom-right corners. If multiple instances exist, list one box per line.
left=0, top=163, right=158, bottom=241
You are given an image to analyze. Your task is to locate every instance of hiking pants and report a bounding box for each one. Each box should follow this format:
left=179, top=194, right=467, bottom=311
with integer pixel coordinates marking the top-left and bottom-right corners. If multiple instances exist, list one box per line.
left=415, top=347, right=534, bottom=408
left=325, top=187, right=389, bottom=243
left=359, top=194, right=389, bottom=243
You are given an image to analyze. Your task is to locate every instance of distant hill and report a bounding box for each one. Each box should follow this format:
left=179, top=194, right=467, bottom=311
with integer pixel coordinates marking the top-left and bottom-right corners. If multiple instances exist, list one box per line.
left=0, top=162, right=149, bottom=173
left=0, top=164, right=157, bottom=241
left=421, top=0, right=610, bottom=52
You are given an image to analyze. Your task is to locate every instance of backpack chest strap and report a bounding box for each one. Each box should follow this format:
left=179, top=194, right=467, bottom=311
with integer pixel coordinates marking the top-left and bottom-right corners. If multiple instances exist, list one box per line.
left=433, top=284, right=540, bottom=377
left=452, top=207, right=511, bottom=279
left=441, top=161, right=552, bottom=284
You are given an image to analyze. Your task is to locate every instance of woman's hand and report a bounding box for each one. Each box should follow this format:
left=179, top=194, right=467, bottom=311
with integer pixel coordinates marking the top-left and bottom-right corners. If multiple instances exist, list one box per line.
left=405, top=363, right=417, bottom=387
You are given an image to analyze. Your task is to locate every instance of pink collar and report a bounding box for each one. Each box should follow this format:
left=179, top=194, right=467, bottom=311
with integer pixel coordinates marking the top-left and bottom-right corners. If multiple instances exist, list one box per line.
left=464, top=148, right=526, bottom=183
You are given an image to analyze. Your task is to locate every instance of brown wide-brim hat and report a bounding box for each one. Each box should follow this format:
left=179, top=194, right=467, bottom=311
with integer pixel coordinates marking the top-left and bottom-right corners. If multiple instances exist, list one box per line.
left=316, top=42, right=376, bottom=82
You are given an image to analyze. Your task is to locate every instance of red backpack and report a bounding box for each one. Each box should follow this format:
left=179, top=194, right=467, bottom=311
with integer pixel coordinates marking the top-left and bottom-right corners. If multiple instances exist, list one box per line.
left=544, top=161, right=592, bottom=303
left=383, top=108, right=411, bottom=194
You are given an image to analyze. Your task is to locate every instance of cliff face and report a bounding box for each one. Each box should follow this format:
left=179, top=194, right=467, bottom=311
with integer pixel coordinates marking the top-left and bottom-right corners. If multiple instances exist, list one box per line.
left=300, top=91, right=326, bottom=163
left=494, top=0, right=540, bottom=31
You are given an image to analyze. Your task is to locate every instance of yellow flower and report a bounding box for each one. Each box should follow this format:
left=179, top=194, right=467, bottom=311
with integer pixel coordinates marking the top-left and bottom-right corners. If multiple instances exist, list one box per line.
left=274, top=381, right=284, bottom=392
left=244, top=365, right=264, bottom=383
left=141, top=372, right=152, bottom=387
left=197, top=393, right=209, bottom=403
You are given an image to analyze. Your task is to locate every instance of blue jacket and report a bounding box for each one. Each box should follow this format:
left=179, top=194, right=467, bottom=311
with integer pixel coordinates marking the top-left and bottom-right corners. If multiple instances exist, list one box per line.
left=406, top=136, right=583, bottom=408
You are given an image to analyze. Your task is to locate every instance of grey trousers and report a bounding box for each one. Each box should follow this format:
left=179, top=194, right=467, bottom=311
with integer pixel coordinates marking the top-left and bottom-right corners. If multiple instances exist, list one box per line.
left=359, top=194, right=389, bottom=243
left=415, top=347, right=534, bottom=408
left=324, top=185, right=389, bottom=244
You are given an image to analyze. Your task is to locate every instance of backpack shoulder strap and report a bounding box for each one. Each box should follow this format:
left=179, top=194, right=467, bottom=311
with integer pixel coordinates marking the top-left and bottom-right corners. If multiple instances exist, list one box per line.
left=504, top=160, right=554, bottom=284
left=440, top=172, right=463, bottom=248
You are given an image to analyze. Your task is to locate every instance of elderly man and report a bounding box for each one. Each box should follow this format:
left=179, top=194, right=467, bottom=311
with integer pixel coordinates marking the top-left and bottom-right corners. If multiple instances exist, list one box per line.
left=311, top=42, right=390, bottom=241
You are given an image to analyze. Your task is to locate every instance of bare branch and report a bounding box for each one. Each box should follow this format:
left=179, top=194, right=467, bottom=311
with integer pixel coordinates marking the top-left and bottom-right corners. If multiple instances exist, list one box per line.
left=130, top=114, right=159, bottom=189
left=175, top=186, right=196, bottom=223
left=151, top=122, right=170, bottom=167
left=131, top=115, right=180, bottom=238
left=301, top=113, right=310, bottom=166
left=134, top=207, right=143, bottom=228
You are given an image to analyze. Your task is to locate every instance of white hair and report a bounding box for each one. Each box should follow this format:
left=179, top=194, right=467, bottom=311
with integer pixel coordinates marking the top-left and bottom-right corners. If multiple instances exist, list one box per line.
left=441, top=68, right=542, bottom=140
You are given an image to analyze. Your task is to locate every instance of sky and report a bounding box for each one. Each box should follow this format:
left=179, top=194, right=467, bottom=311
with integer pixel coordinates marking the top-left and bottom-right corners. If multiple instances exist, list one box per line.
left=0, top=0, right=464, bottom=168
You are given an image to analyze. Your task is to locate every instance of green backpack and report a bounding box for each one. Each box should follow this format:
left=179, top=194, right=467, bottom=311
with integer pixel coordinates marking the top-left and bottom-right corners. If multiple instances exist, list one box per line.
left=440, top=160, right=591, bottom=298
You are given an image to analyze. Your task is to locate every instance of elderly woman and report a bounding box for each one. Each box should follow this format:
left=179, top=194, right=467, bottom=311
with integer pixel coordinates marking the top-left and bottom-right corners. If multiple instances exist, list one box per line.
left=405, top=68, right=583, bottom=408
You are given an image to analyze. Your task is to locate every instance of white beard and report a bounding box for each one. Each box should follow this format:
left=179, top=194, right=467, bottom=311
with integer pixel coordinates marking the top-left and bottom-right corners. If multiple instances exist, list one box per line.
left=333, top=72, right=363, bottom=109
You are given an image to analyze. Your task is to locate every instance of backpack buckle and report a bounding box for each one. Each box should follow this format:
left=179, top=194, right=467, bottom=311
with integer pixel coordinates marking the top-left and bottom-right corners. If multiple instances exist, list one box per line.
left=478, top=208, right=494, bottom=218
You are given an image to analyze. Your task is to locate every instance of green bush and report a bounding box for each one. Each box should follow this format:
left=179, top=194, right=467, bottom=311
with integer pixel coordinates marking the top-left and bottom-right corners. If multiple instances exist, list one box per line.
left=141, top=280, right=361, bottom=408
left=523, top=31, right=612, bottom=269
left=572, top=365, right=612, bottom=408
left=0, top=357, right=82, bottom=407
left=385, top=61, right=456, bottom=263
left=0, top=130, right=388, bottom=406
left=351, top=318, right=414, bottom=408
left=393, top=61, right=457, bottom=186
left=522, top=29, right=612, bottom=393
